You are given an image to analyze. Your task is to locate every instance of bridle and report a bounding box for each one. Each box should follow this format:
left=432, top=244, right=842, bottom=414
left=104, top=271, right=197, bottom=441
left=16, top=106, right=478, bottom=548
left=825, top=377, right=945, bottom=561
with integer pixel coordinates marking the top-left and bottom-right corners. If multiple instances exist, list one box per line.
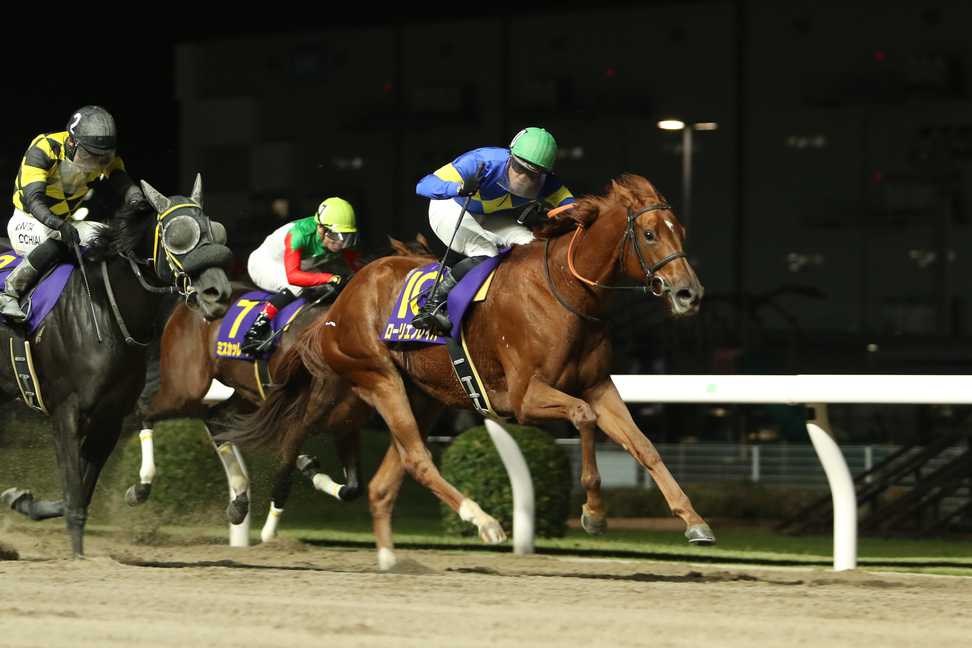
left=544, top=202, right=687, bottom=322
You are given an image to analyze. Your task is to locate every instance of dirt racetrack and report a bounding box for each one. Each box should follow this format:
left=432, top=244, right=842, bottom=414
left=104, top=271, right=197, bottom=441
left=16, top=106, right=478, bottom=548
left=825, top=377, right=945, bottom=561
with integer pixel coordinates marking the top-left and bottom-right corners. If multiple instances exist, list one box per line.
left=2, top=523, right=971, bottom=648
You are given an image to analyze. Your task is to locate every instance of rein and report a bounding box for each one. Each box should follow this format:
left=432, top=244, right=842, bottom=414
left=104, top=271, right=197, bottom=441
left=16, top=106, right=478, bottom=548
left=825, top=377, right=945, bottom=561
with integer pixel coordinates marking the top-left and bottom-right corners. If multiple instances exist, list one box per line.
left=543, top=202, right=687, bottom=322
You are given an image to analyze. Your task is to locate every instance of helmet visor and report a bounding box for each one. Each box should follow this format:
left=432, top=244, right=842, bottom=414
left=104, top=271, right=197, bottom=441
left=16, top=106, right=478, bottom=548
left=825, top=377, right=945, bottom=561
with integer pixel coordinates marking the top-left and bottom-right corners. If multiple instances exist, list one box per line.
left=501, top=156, right=545, bottom=199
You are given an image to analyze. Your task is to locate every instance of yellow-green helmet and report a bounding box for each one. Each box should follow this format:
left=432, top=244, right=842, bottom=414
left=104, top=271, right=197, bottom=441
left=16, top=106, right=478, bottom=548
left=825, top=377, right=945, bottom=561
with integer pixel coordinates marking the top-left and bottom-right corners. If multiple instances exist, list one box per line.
left=315, top=197, right=357, bottom=233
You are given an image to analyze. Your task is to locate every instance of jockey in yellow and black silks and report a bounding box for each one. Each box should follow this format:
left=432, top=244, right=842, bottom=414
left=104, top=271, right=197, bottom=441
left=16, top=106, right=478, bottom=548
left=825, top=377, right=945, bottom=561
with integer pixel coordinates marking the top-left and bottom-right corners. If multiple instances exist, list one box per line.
left=0, top=105, right=147, bottom=322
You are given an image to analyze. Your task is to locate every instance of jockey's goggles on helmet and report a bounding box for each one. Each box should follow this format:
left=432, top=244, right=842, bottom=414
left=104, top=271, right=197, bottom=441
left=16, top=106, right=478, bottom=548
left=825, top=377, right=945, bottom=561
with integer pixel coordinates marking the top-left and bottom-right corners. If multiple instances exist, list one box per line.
left=322, top=228, right=357, bottom=249
left=502, top=155, right=545, bottom=199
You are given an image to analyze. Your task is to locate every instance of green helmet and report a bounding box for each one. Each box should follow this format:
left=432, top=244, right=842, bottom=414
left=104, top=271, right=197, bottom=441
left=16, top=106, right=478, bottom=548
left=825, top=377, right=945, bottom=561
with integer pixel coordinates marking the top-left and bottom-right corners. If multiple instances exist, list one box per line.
left=509, top=127, right=558, bottom=172
left=315, top=197, right=357, bottom=232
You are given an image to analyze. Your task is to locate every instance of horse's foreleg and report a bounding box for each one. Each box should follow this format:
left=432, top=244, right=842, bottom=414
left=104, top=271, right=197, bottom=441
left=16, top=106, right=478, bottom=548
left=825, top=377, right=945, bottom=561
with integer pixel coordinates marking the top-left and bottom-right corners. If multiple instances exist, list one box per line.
left=124, top=426, right=156, bottom=506
left=358, top=374, right=506, bottom=547
left=585, top=380, right=714, bottom=545
left=80, top=416, right=123, bottom=508
left=261, top=447, right=298, bottom=543
left=205, top=398, right=252, bottom=526
left=50, top=395, right=85, bottom=557
left=208, top=423, right=250, bottom=526
left=131, top=390, right=209, bottom=507
left=516, top=377, right=606, bottom=535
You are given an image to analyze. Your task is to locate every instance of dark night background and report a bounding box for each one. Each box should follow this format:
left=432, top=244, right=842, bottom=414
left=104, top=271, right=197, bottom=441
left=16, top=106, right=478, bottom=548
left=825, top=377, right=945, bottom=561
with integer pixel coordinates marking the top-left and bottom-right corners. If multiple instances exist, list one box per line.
left=3, top=1, right=971, bottom=443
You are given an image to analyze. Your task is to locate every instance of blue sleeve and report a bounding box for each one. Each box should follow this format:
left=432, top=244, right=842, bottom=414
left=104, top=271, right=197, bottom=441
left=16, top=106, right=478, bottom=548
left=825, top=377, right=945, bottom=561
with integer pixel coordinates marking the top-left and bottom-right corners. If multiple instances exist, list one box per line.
left=415, top=150, right=485, bottom=200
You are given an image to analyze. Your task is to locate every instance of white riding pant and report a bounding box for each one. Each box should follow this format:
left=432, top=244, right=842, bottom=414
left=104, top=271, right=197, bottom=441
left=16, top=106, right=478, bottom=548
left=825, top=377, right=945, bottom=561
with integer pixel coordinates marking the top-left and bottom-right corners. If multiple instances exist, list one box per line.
left=7, top=209, right=105, bottom=256
left=428, top=199, right=534, bottom=257
left=247, top=248, right=304, bottom=295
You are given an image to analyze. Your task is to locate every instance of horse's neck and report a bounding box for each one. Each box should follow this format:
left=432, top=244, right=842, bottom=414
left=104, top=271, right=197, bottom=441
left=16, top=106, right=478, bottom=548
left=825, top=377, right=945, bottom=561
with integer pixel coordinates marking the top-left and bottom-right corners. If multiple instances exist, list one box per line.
left=544, top=210, right=625, bottom=305
left=99, top=255, right=162, bottom=340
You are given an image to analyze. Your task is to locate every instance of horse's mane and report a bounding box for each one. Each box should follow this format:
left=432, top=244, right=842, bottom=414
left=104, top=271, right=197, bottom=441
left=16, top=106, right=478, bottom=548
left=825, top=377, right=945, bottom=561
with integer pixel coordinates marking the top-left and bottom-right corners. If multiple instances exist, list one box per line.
left=533, top=173, right=664, bottom=239
left=385, top=233, right=435, bottom=259
left=86, top=203, right=156, bottom=262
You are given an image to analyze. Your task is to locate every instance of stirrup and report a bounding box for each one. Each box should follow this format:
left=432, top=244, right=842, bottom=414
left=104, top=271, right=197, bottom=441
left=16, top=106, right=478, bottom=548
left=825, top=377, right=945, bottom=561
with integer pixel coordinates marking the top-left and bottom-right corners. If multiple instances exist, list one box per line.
left=413, top=303, right=451, bottom=335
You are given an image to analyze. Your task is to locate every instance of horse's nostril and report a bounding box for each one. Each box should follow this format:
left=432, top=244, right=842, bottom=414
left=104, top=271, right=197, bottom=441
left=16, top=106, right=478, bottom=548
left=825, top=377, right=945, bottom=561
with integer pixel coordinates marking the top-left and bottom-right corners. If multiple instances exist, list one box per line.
left=676, top=289, right=694, bottom=304
left=203, top=286, right=221, bottom=300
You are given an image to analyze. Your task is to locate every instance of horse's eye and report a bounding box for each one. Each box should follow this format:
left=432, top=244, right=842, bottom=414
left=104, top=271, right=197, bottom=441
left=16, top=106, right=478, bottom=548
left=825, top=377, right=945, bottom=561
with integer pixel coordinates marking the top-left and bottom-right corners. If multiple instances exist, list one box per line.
left=644, top=230, right=656, bottom=242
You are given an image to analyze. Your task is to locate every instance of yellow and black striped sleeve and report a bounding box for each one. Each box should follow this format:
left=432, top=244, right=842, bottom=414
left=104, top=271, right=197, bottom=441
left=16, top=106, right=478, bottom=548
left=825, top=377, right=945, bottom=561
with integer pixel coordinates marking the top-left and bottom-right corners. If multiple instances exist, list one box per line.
left=16, top=135, right=62, bottom=228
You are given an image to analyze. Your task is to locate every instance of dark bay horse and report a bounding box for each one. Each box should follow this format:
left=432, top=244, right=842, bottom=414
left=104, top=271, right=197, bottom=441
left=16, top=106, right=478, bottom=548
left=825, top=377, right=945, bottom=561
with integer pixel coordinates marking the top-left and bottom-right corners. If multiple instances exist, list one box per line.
left=231, top=174, right=712, bottom=569
left=132, top=289, right=364, bottom=540
left=0, top=175, right=233, bottom=556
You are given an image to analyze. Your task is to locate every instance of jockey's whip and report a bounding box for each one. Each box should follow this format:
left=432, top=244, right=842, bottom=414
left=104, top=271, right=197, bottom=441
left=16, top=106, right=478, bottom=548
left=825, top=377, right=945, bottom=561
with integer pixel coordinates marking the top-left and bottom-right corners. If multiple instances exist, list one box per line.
left=426, top=162, right=484, bottom=303
left=71, top=239, right=102, bottom=343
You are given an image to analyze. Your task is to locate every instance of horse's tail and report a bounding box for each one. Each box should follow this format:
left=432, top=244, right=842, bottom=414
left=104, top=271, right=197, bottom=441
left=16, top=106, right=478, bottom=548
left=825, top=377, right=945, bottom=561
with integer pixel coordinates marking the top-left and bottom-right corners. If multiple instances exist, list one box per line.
left=217, top=334, right=316, bottom=452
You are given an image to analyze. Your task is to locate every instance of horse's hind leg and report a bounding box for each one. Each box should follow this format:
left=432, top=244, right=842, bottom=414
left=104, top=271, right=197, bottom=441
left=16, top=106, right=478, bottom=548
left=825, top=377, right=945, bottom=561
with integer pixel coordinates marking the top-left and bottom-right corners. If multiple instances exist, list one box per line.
left=2, top=490, right=64, bottom=520
left=357, top=372, right=505, bottom=546
left=585, top=379, right=714, bottom=545
left=369, top=444, right=406, bottom=570
left=369, top=396, right=443, bottom=570
left=332, top=427, right=363, bottom=501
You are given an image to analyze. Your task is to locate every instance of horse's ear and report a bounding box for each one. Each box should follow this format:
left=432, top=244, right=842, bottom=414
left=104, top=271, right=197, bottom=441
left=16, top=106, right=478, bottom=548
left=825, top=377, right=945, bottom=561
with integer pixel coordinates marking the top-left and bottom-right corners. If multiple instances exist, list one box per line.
left=610, top=178, right=636, bottom=207
left=140, top=180, right=171, bottom=214
left=190, top=173, right=204, bottom=207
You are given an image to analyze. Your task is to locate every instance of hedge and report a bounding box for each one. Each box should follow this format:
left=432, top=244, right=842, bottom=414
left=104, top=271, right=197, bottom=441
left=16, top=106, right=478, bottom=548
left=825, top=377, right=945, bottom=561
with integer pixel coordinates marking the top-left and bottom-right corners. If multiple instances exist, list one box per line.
left=440, top=424, right=571, bottom=538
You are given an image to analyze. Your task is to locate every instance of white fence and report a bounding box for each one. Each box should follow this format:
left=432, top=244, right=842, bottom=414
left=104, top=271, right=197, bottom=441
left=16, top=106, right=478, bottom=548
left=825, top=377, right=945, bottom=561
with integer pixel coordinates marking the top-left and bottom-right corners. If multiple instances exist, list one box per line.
left=557, top=442, right=900, bottom=489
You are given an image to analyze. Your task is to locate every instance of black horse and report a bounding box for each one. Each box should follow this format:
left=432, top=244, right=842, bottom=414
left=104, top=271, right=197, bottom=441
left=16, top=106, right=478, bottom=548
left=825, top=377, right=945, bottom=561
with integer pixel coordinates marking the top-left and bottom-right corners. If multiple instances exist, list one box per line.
left=0, top=174, right=233, bottom=556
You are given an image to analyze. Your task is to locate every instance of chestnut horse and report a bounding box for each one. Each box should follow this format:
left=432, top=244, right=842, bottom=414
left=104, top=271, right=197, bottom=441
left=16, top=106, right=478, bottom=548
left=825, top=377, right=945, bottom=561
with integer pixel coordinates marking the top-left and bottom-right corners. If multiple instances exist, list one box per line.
left=230, top=174, right=713, bottom=569
left=132, top=289, right=365, bottom=538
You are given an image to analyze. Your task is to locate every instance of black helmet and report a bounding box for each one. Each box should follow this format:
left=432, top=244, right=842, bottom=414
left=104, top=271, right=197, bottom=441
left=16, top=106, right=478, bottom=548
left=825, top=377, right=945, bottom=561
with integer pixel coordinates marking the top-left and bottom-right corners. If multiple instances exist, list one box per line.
left=67, top=106, right=116, bottom=155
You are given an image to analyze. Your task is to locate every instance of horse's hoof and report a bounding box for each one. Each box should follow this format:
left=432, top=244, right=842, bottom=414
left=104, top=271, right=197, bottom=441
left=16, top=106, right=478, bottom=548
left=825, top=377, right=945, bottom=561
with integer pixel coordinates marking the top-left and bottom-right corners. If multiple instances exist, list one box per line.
left=685, top=523, right=716, bottom=546
left=124, top=484, right=151, bottom=507
left=581, top=509, right=608, bottom=536
left=377, top=547, right=398, bottom=571
left=1, top=488, right=30, bottom=511
left=479, top=519, right=507, bottom=545
left=226, top=493, right=249, bottom=525
left=337, top=483, right=362, bottom=502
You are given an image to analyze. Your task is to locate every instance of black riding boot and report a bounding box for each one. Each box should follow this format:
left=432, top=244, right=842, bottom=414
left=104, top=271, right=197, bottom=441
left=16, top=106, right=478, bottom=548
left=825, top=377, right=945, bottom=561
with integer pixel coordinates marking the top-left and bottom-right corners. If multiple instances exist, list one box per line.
left=412, top=256, right=489, bottom=335
left=0, top=239, right=66, bottom=323
left=241, top=289, right=298, bottom=354
left=412, top=269, right=457, bottom=334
